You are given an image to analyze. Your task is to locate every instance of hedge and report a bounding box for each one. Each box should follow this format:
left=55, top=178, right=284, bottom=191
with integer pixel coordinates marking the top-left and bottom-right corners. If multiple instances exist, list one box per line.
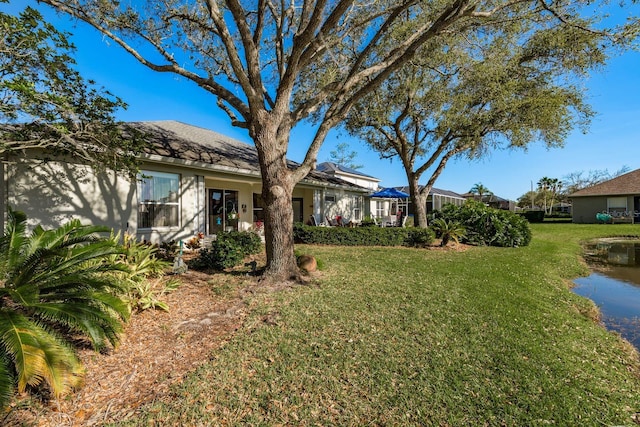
left=293, top=223, right=434, bottom=248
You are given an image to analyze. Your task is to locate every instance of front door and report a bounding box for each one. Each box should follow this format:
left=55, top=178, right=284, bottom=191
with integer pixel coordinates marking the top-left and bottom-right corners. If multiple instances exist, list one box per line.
left=208, top=189, right=239, bottom=234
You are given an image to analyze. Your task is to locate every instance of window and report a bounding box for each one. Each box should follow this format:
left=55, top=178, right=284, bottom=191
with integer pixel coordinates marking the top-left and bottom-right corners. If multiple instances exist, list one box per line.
left=252, top=193, right=265, bottom=222
left=376, top=200, right=385, bottom=218
left=325, top=194, right=336, bottom=203
left=138, top=171, right=180, bottom=228
left=352, top=195, right=362, bottom=221
left=608, top=197, right=628, bottom=217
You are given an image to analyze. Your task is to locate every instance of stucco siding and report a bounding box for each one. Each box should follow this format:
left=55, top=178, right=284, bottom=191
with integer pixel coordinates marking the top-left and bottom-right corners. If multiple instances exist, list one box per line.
left=571, top=196, right=608, bottom=223
left=7, top=158, right=136, bottom=233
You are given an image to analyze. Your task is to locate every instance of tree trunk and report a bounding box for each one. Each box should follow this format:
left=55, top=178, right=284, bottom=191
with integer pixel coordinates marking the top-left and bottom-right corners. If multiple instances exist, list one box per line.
left=253, top=115, right=300, bottom=282
left=262, top=172, right=298, bottom=281
left=408, top=175, right=429, bottom=228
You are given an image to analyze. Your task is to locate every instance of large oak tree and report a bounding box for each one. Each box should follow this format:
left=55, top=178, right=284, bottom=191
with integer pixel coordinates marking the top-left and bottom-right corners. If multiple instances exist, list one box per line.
left=38, top=0, right=638, bottom=280
left=342, top=7, right=636, bottom=227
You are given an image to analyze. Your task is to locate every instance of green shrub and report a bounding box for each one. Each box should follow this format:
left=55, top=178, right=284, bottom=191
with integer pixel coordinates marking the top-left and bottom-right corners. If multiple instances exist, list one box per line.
left=436, top=200, right=531, bottom=247
left=0, top=209, right=131, bottom=408
left=116, top=233, right=176, bottom=312
left=518, top=210, right=545, bottom=223
left=225, top=231, right=263, bottom=256
left=293, top=224, right=434, bottom=248
left=404, top=228, right=436, bottom=248
left=189, top=231, right=263, bottom=271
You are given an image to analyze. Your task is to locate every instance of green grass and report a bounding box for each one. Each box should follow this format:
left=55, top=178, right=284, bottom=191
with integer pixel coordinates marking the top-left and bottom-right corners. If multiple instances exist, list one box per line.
left=116, top=223, right=640, bottom=426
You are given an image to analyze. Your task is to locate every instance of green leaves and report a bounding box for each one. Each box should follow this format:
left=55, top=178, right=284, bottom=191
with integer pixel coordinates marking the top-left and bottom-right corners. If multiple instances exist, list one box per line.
left=0, top=208, right=132, bottom=408
left=0, top=5, right=145, bottom=177
left=436, top=200, right=532, bottom=247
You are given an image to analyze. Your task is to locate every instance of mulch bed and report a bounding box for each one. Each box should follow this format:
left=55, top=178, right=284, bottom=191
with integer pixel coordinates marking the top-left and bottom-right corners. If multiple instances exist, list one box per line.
left=4, top=265, right=254, bottom=427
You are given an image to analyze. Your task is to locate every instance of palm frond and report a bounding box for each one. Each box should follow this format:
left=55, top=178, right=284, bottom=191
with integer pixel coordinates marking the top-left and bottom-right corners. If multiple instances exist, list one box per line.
left=0, top=310, right=84, bottom=396
left=31, top=297, right=127, bottom=350
left=0, top=210, right=155, bottom=406
left=0, top=351, right=15, bottom=409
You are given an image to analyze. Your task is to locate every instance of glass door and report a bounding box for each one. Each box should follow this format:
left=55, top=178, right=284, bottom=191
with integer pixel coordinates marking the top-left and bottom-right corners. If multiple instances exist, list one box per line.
left=208, top=189, right=239, bottom=234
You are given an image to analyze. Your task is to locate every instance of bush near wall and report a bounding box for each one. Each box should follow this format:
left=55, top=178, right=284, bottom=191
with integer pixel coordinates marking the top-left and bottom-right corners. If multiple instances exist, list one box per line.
left=189, top=231, right=263, bottom=271
left=293, top=224, right=434, bottom=248
left=436, top=200, right=532, bottom=247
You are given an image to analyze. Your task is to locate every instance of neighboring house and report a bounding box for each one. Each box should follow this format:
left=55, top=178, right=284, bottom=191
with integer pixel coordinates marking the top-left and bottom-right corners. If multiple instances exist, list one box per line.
left=462, top=192, right=515, bottom=211
left=569, top=168, right=640, bottom=224
left=316, top=162, right=380, bottom=191
left=368, top=185, right=465, bottom=221
left=2, top=121, right=370, bottom=242
left=316, top=162, right=379, bottom=222
left=395, top=186, right=466, bottom=216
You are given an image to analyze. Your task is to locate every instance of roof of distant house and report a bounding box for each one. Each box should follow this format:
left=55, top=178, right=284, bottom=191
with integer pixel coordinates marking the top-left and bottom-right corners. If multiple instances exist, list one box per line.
left=316, top=162, right=379, bottom=181
left=395, top=186, right=466, bottom=199
left=461, top=192, right=511, bottom=202
left=134, top=121, right=367, bottom=191
left=570, top=168, right=640, bottom=197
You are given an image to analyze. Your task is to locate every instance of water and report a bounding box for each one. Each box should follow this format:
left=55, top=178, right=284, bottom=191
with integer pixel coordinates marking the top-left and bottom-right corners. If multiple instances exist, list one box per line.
left=573, top=240, right=640, bottom=349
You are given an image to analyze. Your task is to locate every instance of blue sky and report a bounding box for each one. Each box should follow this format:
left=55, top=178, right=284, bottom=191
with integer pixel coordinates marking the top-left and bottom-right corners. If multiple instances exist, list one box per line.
left=8, top=1, right=640, bottom=201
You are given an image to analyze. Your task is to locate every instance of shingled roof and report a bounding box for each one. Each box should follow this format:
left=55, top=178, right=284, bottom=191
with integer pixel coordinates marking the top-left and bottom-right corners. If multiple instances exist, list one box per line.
left=317, top=162, right=379, bottom=180
left=395, top=186, right=466, bottom=199
left=569, top=168, right=640, bottom=197
left=135, top=120, right=367, bottom=191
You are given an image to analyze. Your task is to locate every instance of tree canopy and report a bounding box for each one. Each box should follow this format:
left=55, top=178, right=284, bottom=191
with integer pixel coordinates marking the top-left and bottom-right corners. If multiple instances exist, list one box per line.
left=0, top=4, right=144, bottom=176
left=340, top=1, right=636, bottom=227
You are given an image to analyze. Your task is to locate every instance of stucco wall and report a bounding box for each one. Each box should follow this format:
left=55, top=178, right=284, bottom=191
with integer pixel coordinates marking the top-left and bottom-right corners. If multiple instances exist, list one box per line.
left=6, top=158, right=207, bottom=244
left=570, top=196, right=637, bottom=224
left=7, top=158, right=136, bottom=233
left=5, top=155, right=367, bottom=242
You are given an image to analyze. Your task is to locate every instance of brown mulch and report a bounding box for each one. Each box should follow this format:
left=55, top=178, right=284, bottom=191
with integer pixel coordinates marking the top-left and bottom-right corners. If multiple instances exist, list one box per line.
left=4, top=262, right=260, bottom=427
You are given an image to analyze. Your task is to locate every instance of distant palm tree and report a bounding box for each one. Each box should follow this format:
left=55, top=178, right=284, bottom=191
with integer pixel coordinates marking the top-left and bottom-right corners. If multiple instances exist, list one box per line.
left=469, top=182, right=492, bottom=204
left=537, top=177, right=555, bottom=214
left=548, top=178, right=562, bottom=214
left=0, top=209, right=131, bottom=408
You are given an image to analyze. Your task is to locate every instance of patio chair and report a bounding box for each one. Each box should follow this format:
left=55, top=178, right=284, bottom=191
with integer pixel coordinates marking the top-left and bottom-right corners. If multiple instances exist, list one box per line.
left=309, top=214, right=319, bottom=226
left=326, top=215, right=339, bottom=226
left=383, top=215, right=396, bottom=227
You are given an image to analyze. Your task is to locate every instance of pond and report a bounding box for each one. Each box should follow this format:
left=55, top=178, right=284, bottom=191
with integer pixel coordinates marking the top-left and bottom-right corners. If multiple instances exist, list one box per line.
left=573, top=239, right=640, bottom=349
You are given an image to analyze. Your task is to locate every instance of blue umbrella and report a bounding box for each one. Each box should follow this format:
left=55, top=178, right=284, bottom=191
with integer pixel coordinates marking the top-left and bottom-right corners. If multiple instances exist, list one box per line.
left=370, top=187, right=409, bottom=198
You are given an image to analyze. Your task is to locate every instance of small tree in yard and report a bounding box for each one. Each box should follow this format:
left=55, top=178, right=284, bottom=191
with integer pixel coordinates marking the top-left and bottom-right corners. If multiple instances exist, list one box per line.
left=38, top=0, right=639, bottom=279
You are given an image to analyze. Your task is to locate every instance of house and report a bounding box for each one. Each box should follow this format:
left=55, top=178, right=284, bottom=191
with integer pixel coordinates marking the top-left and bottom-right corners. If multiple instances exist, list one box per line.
left=316, top=162, right=380, bottom=191
left=569, top=168, right=640, bottom=224
left=462, top=192, right=515, bottom=211
left=395, top=186, right=467, bottom=216
left=364, top=186, right=466, bottom=223
left=2, top=121, right=370, bottom=242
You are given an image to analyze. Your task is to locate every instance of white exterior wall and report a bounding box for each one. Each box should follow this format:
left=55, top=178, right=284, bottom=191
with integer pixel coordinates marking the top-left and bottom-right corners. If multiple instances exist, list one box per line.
left=5, top=156, right=368, bottom=242
left=7, top=157, right=136, bottom=234
left=6, top=158, right=207, bottom=244
left=331, top=172, right=379, bottom=191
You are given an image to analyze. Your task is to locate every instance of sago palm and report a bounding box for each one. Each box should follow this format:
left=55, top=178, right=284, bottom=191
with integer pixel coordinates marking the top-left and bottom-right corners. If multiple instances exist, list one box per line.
left=431, top=218, right=467, bottom=247
left=0, top=209, right=131, bottom=408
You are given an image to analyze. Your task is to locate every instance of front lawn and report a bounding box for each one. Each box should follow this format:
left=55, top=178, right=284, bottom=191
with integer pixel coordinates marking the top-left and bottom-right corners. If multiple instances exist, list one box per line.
left=117, top=223, right=640, bottom=426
